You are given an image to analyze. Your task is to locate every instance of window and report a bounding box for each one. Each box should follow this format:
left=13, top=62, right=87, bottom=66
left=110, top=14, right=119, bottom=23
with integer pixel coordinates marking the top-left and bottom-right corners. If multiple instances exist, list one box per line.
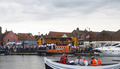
left=69, top=38, right=72, bottom=40
left=116, top=46, right=120, bottom=48
left=51, top=38, right=56, bottom=40
left=10, top=34, right=13, bottom=37
left=37, top=42, right=39, bottom=44
left=81, top=35, right=84, bottom=40
left=23, top=34, right=25, bottom=36
left=14, top=39, right=15, bottom=42
left=8, top=39, right=9, bottom=42
left=103, top=34, right=105, bottom=36
left=60, top=38, right=66, bottom=41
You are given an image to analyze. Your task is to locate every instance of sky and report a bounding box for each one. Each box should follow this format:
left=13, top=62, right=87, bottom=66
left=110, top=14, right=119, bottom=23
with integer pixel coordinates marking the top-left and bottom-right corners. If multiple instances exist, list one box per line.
left=0, top=0, right=120, bottom=35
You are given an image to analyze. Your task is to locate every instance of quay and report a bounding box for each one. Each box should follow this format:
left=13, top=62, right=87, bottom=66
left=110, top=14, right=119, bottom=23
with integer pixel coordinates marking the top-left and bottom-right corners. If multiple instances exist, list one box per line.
left=5, top=53, right=38, bottom=55
left=3, top=51, right=98, bottom=56
left=4, top=51, right=38, bottom=55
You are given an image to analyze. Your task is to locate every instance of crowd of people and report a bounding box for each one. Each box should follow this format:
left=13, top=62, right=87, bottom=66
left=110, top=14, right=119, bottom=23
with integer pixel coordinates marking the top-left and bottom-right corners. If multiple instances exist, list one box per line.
left=0, top=42, right=96, bottom=53
left=0, top=45, right=38, bottom=52
left=60, top=54, right=102, bottom=66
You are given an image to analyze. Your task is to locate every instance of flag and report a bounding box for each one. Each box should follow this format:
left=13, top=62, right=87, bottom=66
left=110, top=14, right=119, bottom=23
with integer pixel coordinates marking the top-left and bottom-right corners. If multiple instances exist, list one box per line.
left=86, top=35, right=89, bottom=38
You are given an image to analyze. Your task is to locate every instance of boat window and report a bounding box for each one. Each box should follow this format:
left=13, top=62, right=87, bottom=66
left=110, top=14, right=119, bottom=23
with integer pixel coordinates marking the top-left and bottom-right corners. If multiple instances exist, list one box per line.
left=112, top=43, right=119, bottom=46
left=51, top=38, right=56, bottom=40
left=62, top=47, right=63, bottom=49
left=94, top=50, right=102, bottom=53
left=64, top=47, right=65, bottom=48
left=116, top=46, right=120, bottom=48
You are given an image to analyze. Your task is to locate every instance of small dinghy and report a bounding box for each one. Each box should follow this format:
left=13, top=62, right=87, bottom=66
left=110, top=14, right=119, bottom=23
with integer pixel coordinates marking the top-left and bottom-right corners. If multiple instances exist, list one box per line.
left=44, top=57, right=120, bottom=69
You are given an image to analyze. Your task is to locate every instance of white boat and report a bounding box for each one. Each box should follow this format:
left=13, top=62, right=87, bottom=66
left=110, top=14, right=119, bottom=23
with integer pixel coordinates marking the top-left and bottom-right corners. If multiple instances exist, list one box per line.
left=94, top=43, right=120, bottom=56
left=44, top=57, right=120, bottom=69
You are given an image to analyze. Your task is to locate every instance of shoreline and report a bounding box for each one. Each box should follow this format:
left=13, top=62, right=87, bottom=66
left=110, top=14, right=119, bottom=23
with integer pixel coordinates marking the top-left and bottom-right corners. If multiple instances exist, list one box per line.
left=4, top=52, right=99, bottom=56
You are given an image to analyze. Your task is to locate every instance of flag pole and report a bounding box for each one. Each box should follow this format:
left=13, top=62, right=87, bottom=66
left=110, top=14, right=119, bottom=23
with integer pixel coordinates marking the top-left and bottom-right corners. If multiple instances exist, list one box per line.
left=87, top=27, right=90, bottom=46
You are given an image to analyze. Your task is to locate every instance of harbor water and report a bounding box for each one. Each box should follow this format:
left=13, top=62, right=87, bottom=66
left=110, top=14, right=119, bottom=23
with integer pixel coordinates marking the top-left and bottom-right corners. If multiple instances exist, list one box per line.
left=0, top=55, right=120, bottom=69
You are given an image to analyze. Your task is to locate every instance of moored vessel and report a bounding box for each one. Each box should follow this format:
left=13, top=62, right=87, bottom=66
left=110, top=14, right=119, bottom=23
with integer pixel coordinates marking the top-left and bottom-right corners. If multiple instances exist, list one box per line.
left=93, top=43, right=120, bottom=56
left=37, top=45, right=74, bottom=56
left=44, top=57, right=120, bottom=69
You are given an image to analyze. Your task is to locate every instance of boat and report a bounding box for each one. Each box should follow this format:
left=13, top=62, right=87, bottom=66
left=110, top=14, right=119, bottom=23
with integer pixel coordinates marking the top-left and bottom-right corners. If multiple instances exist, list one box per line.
left=44, top=57, right=120, bottom=69
left=0, top=50, right=5, bottom=55
left=93, top=43, right=120, bottom=56
left=37, top=45, right=75, bottom=56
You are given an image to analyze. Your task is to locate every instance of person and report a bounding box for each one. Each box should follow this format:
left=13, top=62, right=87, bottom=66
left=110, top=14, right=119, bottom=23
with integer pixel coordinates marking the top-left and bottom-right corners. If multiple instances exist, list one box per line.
left=65, top=55, right=69, bottom=64
left=60, top=54, right=66, bottom=64
left=96, top=58, right=102, bottom=66
left=82, top=57, right=88, bottom=66
left=74, top=56, right=84, bottom=66
left=90, top=56, right=98, bottom=66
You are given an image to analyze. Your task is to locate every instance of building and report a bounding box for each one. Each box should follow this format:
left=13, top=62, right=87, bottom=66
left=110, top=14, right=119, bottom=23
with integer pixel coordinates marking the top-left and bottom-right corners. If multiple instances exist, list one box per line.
left=17, top=33, right=37, bottom=45
left=37, top=31, right=75, bottom=46
left=72, top=28, right=98, bottom=46
left=97, top=30, right=115, bottom=45
left=0, top=26, right=3, bottom=46
left=72, top=28, right=116, bottom=46
left=112, top=30, right=120, bottom=42
left=3, top=30, right=18, bottom=45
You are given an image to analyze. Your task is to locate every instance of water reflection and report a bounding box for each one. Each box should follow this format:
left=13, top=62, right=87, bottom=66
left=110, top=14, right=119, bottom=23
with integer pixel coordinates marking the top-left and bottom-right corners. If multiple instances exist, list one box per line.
left=0, top=55, right=45, bottom=69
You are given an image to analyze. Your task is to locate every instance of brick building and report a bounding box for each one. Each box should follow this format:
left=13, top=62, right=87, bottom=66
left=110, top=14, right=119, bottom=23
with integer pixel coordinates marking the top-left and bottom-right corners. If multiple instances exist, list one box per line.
left=112, top=30, right=120, bottom=41
left=97, top=30, right=114, bottom=41
left=3, top=30, right=18, bottom=44
left=17, top=33, right=37, bottom=45
left=0, top=26, right=3, bottom=46
left=72, top=28, right=98, bottom=45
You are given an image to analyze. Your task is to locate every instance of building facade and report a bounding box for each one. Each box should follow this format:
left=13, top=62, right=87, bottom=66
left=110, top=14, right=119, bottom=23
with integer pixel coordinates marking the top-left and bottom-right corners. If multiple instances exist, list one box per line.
left=17, top=33, right=37, bottom=45
left=112, top=30, right=120, bottom=41
left=0, top=26, right=3, bottom=46
left=72, top=28, right=120, bottom=46
left=3, top=30, right=18, bottom=44
left=37, top=31, right=75, bottom=46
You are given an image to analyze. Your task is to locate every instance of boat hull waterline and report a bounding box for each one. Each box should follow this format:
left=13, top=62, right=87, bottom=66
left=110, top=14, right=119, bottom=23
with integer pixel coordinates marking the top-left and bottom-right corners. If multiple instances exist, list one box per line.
left=37, top=50, right=74, bottom=56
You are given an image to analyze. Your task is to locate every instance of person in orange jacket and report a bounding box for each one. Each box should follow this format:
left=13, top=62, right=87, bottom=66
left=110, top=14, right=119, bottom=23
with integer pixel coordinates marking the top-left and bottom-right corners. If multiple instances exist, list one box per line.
left=96, top=58, right=102, bottom=66
left=90, top=56, right=98, bottom=66
left=83, top=57, right=88, bottom=66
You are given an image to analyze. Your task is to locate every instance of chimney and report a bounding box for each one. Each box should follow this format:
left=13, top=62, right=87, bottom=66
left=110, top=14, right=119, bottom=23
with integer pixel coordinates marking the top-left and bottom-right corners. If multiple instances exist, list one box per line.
left=76, top=27, right=79, bottom=31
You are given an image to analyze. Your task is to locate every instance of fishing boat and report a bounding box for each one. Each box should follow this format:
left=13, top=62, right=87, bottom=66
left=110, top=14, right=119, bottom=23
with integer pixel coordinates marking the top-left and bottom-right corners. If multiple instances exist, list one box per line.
left=93, top=43, right=120, bottom=56
left=44, top=57, right=120, bottom=69
left=37, top=45, right=74, bottom=56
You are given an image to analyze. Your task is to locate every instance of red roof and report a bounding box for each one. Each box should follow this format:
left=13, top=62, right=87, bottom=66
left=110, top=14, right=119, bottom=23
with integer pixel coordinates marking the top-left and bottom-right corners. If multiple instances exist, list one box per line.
left=47, top=31, right=75, bottom=38
left=18, top=33, right=36, bottom=40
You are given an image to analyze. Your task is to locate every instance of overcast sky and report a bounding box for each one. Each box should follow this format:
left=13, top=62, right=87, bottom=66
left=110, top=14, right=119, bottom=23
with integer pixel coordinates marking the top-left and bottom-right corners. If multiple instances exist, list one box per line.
left=0, top=0, right=120, bottom=35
